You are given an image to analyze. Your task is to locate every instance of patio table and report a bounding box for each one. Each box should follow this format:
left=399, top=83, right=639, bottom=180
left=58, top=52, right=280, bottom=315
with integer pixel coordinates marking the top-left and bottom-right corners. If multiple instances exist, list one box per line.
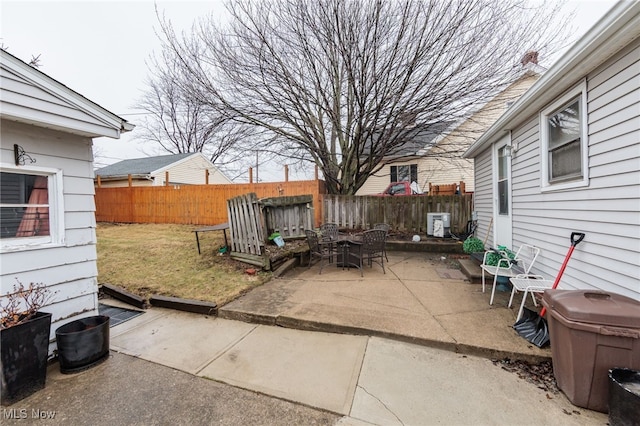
left=335, top=235, right=363, bottom=273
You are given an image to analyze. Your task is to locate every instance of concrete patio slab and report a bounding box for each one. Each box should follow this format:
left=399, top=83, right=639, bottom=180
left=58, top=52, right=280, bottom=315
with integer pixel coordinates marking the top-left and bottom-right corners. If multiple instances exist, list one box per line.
left=385, top=256, right=443, bottom=281
left=198, top=325, right=368, bottom=415
left=402, top=278, right=491, bottom=316
left=111, top=310, right=257, bottom=374
left=350, top=337, right=607, bottom=426
left=219, top=251, right=554, bottom=363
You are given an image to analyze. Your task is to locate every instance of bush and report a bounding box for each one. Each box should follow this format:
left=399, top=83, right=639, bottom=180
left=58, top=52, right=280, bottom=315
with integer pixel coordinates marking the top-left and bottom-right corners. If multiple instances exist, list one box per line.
left=484, top=248, right=516, bottom=266
left=463, top=237, right=484, bottom=254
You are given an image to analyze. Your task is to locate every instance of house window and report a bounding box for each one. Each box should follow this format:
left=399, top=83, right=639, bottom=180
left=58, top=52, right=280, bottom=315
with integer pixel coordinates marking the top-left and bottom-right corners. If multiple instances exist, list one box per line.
left=540, top=82, right=588, bottom=190
left=498, top=147, right=509, bottom=215
left=0, top=167, right=63, bottom=250
left=390, top=164, right=417, bottom=183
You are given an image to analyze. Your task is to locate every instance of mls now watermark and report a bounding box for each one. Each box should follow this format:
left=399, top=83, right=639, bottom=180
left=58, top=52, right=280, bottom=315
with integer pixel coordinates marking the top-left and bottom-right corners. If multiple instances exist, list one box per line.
left=2, top=408, right=57, bottom=420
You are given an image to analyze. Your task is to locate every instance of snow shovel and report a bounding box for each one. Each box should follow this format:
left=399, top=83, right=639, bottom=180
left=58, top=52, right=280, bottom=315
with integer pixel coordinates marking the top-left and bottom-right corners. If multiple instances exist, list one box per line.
left=513, top=232, right=585, bottom=347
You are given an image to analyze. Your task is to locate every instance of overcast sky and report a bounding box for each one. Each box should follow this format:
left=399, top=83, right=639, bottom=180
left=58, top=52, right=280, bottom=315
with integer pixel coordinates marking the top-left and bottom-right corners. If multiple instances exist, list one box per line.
left=1, top=0, right=621, bottom=181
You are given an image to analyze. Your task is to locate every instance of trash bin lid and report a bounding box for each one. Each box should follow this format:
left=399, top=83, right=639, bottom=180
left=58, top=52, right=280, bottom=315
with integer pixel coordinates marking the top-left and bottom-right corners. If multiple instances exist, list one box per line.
left=543, top=290, right=640, bottom=328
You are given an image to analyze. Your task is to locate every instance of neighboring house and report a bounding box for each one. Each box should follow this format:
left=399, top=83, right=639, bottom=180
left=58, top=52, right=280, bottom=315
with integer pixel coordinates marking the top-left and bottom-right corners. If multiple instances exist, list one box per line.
left=356, top=61, right=543, bottom=196
left=94, top=152, right=232, bottom=187
left=463, top=1, right=639, bottom=301
left=0, top=50, right=133, bottom=354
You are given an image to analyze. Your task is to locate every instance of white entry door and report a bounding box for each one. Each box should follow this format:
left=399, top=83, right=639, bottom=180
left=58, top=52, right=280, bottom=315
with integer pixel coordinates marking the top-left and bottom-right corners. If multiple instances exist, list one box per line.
left=493, top=135, right=512, bottom=248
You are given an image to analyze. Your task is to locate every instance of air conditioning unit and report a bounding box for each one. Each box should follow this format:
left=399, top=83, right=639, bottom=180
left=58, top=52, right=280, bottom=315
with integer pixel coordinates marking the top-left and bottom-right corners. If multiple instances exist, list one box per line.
left=427, top=213, right=451, bottom=237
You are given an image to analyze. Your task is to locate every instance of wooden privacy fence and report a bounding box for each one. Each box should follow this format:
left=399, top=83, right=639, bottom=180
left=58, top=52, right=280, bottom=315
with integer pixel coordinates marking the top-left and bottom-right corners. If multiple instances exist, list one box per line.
left=95, top=179, right=325, bottom=227
left=322, top=194, right=473, bottom=234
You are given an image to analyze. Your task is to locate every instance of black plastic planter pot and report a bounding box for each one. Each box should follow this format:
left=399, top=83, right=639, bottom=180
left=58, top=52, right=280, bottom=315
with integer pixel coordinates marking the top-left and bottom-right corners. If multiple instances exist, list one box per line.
left=1, top=311, right=52, bottom=406
left=55, top=315, right=110, bottom=374
left=609, top=368, right=640, bottom=426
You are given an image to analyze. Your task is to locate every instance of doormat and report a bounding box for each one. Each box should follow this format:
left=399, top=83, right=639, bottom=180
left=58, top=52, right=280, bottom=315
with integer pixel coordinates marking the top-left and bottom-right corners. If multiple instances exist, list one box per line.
left=98, top=303, right=144, bottom=327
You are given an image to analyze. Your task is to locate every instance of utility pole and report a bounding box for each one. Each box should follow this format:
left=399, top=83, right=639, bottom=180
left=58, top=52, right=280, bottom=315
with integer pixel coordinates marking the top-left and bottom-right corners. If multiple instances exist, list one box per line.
left=255, top=151, right=259, bottom=182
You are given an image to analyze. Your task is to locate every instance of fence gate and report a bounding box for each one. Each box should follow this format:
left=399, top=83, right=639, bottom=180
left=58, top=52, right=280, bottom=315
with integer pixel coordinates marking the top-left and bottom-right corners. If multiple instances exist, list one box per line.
left=226, top=193, right=315, bottom=269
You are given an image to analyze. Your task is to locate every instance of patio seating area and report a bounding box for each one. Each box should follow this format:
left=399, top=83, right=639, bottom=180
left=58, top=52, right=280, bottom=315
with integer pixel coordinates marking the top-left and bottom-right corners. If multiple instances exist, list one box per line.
left=306, top=223, right=389, bottom=277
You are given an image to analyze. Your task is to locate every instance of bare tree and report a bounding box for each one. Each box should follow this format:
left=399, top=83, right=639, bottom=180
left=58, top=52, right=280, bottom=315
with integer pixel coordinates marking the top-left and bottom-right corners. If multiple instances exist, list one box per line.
left=136, top=43, right=261, bottom=179
left=157, top=0, right=571, bottom=194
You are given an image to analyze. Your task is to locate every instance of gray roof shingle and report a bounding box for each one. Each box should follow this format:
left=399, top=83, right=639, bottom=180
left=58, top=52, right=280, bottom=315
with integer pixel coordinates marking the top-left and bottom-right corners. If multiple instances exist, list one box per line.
left=95, top=153, right=195, bottom=177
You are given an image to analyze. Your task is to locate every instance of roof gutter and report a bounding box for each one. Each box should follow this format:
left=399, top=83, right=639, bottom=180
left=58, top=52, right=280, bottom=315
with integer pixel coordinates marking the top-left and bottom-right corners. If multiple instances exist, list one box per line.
left=94, top=174, right=151, bottom=181
left=463, top=0, right=640, bottom=158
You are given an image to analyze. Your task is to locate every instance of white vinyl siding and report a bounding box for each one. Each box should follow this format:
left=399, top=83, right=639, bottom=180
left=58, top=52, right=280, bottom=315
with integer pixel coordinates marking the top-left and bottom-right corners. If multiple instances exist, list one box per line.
left=503, top=38, right=640, bottom=301
left=471, top=148, right=493, bottom=249
left=0, top=121, right=100, bottom=354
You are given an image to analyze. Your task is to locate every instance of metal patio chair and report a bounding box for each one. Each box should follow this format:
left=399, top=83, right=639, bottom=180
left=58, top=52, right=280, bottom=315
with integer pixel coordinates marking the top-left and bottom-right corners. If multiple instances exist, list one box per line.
left=373, top=223, right=390, bottom=261
left=305, top=229, right=335, bottom=274
left=360, top=229, right=387, bottom=276
left=509, top=274, right=555, bottom=321
left=481, top=244, right=540, bottom=305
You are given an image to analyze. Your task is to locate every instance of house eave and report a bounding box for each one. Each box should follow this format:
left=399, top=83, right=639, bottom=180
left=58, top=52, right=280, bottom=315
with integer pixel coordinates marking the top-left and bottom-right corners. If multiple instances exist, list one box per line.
left=0, top=50, right=134, bottom=139
left=463, top=0, right=640, bottom=158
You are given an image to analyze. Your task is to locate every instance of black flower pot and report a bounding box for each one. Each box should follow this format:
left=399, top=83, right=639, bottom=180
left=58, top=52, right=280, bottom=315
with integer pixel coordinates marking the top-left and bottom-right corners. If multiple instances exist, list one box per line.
left=1, top=311, right=52, bottom=406
left=55, top=315, right=110, bottom=374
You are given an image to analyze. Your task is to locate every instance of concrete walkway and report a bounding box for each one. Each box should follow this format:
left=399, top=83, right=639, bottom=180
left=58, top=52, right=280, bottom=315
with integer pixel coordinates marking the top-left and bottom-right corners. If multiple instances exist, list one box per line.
left=5, top=252, right=609, bottom=425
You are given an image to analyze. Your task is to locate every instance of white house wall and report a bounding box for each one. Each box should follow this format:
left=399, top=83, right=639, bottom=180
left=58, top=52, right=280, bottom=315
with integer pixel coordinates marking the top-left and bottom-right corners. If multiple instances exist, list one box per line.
left=472, top=148, right=494, bottom=248
left=0, top=120, right=100, bottom=354
left=152, top=154, right=232, bottom=186
left=477, top=38, right=639, bottom=300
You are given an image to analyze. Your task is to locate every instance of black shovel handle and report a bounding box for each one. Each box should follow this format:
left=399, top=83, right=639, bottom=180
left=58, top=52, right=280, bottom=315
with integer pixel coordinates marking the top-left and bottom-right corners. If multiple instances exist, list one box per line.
left=571, top=232, right=585, bottom=246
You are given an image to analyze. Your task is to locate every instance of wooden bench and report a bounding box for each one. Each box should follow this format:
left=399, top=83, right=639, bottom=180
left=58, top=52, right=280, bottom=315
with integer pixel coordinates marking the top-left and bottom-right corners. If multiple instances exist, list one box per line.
left=193, top=223, right=229, bottom=254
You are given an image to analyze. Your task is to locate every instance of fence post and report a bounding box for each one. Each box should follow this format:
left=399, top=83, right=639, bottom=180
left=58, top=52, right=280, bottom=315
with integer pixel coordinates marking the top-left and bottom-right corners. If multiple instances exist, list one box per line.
left=165, top=171, right=169, bottom=186
left=249, top=167, right=253, bottom=184
left=206, top=169, right=210, bottom=185
left=128, top=174, right=132, bottom=187
left=284, top=165, right=289, bottom=182
left=97, top=175, right=101, bottom=188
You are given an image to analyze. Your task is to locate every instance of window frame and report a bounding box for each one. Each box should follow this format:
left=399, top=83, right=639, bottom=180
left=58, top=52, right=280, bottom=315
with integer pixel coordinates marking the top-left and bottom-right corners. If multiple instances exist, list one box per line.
left=390, top=164, right=418, bottom=183
left=540, top=81, right=589, bottom=192
left=0, top=164, right=65, bottom=252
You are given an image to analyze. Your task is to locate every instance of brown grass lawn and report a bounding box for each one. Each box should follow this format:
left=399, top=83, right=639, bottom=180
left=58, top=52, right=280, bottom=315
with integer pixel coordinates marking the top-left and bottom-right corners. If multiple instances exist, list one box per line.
left=96, top=223, right=271, bottom=306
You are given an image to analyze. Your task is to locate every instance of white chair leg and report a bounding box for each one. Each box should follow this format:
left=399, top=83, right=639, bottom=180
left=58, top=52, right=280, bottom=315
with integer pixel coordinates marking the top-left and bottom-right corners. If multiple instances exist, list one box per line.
left=508, top=285, right=517, bottom=308
left=489, top=274, right=498, bottom=305
left=482, top=269, right=486, bottom=293
left=517, top=289, right=529, bottom=321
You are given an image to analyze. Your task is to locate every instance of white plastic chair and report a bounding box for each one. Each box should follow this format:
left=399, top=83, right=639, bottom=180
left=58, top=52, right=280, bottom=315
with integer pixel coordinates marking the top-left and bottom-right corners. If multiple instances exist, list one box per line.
left=481, top=244, right=540, bottom=305
left=508, top=274, right=555, bottom=321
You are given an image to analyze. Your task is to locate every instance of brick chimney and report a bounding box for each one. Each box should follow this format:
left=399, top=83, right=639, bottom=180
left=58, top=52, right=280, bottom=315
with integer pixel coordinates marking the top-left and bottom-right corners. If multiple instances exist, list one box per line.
left=521, top=51, right=539, bottom=66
